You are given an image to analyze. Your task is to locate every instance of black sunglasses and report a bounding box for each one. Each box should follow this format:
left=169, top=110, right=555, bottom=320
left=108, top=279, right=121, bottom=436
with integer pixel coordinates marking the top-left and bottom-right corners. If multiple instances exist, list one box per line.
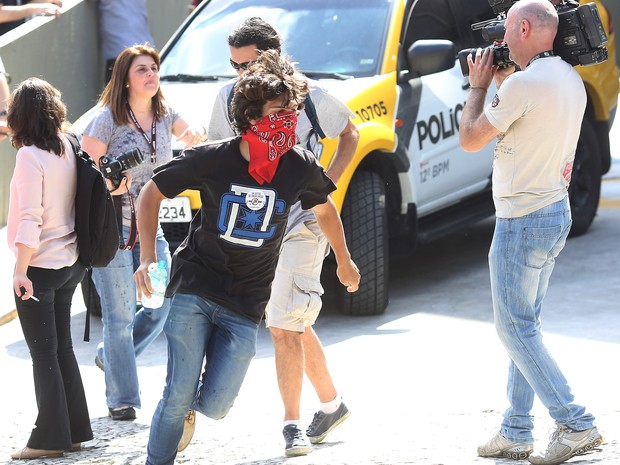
left=229, top=59, right=254, bottom=71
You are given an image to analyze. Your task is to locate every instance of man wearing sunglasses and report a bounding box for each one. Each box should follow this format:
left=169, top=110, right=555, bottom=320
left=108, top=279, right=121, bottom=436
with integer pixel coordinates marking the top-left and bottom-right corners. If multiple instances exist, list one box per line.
left=205, top=16, right=359, bottom=458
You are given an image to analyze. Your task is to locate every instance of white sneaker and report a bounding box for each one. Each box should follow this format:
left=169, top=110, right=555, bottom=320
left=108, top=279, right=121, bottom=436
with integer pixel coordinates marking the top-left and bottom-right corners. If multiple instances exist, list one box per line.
left=528, top=425, right=603, bottom=465
left=477, top=431, right=533, bottom=459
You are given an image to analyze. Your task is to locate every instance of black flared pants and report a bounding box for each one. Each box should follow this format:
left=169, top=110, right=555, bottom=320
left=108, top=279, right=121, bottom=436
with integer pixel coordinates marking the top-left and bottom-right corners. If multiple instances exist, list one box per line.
left=15, top=261, right=93, bottom=450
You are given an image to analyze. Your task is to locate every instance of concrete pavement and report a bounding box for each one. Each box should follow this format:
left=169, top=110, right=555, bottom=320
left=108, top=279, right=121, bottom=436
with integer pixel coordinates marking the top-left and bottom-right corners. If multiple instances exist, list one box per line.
left=0, top=132, right=619, bottom=464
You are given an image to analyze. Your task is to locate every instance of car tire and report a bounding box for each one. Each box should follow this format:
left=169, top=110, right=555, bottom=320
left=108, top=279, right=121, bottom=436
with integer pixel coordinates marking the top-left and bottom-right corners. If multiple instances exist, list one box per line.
left=337, top=171, right=389, bottom=315
left=569, top=117, right=602, bottom=237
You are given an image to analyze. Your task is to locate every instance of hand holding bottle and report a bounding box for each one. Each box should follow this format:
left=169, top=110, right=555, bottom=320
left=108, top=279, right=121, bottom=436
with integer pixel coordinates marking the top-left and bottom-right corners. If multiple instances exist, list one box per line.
left=141, top=260, right=168, bottom=308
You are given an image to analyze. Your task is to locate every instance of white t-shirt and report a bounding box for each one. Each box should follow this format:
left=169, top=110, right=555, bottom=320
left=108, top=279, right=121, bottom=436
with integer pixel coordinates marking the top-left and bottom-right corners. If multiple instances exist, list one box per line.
left=484, top=56, right=586, bottom=218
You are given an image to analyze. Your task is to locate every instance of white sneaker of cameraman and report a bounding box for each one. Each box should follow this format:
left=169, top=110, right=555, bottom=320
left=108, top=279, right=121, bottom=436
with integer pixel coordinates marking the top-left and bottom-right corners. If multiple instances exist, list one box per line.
left=477, top=431, right=533, bottom=459
left=528, top=425, right=603, bottom=465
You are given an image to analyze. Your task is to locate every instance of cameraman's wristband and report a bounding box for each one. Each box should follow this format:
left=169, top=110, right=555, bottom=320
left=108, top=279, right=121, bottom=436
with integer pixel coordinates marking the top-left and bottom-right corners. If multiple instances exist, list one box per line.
left=469, top=86, right=487, bottom=92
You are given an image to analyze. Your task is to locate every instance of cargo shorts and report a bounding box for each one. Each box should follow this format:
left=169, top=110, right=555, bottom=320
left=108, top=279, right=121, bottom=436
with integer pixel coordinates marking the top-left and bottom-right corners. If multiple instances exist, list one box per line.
left=265, top=218, right=329, bottom=332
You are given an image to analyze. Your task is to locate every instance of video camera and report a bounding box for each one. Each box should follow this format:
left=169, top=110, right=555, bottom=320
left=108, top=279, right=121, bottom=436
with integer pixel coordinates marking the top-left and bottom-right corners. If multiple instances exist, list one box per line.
left=99, top=147, right=145, bottom=190
left=457, top=0, right=609, bottom=76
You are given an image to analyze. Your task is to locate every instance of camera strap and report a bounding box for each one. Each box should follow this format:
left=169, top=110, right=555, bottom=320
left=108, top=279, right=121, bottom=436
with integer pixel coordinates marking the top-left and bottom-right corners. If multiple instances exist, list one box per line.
left=114, top=177, right=139, bottom=251
left=527, top=50, right=554, bottom=68
left=126, top=102, right=157, bottom=163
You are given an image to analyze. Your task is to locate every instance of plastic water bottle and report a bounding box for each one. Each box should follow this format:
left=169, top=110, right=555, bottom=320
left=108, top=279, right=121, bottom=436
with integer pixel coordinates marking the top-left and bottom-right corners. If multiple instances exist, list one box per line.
left=142, top=260, right=167, bottom=308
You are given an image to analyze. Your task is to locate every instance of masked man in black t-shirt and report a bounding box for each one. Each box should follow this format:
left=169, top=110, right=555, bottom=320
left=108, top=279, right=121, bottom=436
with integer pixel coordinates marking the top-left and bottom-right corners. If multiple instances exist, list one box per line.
left=134, top=50, right=360, bottom=465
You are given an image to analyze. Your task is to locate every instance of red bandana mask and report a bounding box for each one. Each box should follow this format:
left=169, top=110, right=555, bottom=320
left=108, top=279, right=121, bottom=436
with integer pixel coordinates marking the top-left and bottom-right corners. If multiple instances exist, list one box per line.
left=242, top=111, right=298, bottom=185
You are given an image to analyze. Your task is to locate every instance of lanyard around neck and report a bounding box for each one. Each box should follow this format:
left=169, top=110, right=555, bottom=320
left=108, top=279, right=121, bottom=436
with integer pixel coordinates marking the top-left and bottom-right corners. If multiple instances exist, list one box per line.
left=126, top=102, right=157, bottom=163
left=527, top=50, right=554, bottom=68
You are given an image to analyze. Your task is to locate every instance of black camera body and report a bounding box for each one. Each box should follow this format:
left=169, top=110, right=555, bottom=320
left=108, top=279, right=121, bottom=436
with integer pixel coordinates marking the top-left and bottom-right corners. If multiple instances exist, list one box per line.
left=99, top=147, right=144, bottom=190
left=458, top=0, right=609, bottom=76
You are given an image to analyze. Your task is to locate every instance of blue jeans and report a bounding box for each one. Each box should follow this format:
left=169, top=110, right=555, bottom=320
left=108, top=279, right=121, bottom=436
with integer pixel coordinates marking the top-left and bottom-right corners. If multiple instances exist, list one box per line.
left=92, top=226, right=171, bottom=408
left=489, top=197, right=595, bottom=443
left=146, top=293, right=258, bottom=465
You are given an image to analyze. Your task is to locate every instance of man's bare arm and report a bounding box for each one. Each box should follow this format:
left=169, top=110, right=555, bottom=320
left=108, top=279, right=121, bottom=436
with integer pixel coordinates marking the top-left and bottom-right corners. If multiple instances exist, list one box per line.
left=459, top=48, right=500, bottom=152
left=311, top=197, right=360, bottom=292
left=459, top=89, right=499, bottom=152
left=325, top=119, right=359, bottom=184
left=459, top=48, right=499, bottom=152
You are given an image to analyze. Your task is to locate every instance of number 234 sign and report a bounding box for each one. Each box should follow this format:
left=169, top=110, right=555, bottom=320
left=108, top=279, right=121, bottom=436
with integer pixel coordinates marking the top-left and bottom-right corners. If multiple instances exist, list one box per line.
left=159, top=197, right=191, bottom=223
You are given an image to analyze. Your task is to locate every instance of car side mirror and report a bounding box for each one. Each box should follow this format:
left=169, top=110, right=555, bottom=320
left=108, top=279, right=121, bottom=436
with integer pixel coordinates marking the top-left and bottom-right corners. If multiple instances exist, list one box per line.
left=400, top=39, right=456, bottom=81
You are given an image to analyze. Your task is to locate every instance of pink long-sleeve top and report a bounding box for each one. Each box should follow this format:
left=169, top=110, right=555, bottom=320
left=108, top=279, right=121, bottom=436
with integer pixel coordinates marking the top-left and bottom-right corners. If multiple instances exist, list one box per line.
left=7, top=137, right=79, bottom=269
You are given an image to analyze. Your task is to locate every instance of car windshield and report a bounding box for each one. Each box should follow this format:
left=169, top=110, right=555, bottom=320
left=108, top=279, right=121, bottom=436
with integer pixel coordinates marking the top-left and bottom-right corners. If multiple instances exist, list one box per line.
left=160, top=0, right=393, bottom=79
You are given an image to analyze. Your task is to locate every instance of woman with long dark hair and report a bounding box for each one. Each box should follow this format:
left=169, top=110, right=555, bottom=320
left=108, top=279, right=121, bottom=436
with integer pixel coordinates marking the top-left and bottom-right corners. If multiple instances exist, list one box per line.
left=7, top=78, right=93, bottom=460
left=81, top=44, right=203, bottom=421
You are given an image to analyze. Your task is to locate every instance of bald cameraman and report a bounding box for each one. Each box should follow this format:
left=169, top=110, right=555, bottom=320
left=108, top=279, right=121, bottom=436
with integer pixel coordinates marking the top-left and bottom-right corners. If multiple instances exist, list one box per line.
left=459, top=1, right=603, bottom=464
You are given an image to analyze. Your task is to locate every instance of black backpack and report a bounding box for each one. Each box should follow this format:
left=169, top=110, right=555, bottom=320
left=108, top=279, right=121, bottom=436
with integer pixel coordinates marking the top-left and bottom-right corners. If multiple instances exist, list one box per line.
left=66, top=132, right=119, bottom=268
left=66, top=133, right=119, bottom=341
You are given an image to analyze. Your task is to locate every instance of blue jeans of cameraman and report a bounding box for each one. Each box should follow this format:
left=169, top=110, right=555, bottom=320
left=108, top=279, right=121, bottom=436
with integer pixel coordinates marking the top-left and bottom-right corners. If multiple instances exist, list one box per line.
left=92, top=225, right=171, bottom=409
left=146, top=293, right=258, bottom=465
left=489, top=196, right=596, bottom=443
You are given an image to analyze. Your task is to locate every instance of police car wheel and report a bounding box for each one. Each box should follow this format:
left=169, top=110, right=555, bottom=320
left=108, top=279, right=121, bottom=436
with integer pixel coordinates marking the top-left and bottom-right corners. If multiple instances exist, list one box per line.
left=569, top=117, right=602, bottom=237
left=337, top=171, right=389, bottom=315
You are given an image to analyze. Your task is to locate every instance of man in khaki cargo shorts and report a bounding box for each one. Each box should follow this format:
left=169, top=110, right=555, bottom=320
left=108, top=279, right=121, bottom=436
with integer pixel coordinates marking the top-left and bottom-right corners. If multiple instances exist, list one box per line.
left=207, top=17, right=360, bottom=457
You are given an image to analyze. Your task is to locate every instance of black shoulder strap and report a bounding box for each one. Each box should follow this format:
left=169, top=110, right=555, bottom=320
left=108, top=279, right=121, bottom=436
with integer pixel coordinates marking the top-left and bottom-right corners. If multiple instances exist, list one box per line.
left=65, top=131, right=83, bottom=160
left=303, top=94, right=326, bottom=140
left=83, top=268, right=93, bottom=342
left=115, top=180, right=139, bottom=251
left=64, top=132, right=93, bottom=342
left=227, top=86, right=235, bottom=122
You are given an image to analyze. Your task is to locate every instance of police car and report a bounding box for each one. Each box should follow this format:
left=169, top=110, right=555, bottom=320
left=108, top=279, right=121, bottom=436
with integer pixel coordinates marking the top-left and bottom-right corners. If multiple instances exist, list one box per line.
left=140, top=0, right=620, bottom=316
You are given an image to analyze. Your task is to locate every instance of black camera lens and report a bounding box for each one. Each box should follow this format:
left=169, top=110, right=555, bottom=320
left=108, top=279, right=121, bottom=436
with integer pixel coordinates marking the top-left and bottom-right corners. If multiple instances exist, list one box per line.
left=482, top=22, right=506, bottom=42
left=117, top=147, right=144, bottom=171
left=99, top=147, right=145, bottom=190
left=457, top=45, right=515, bottom=77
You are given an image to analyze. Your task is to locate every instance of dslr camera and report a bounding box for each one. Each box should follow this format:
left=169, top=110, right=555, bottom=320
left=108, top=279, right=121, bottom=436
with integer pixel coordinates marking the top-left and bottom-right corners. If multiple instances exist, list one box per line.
left=99, top=147, right=144, bottom=190
left=458, top=0, right=609, bottom=76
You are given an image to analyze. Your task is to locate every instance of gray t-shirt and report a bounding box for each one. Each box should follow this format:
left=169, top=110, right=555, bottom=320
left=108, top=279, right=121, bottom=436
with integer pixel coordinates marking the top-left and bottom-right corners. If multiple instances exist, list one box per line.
left=83, top=104, right=180, bottom=220
left=208, top=78, right=354, bottom=227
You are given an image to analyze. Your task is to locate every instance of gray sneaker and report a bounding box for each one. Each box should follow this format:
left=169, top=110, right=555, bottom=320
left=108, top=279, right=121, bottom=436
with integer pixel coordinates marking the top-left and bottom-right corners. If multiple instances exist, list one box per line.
left=94, top=354, right=104, bottom=371
left=306, top=402, right=351, bottom=444
left=282, top=424, right=312, bottom=457
left=477, top=431, right=533, bottom=459
left=528, top=425, right=603, bottom=465
left=94, top=343, right=105, bottom=371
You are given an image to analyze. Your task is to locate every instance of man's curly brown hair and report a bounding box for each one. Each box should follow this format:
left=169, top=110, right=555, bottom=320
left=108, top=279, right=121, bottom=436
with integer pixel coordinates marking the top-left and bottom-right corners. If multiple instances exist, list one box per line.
left=231, top=50, right=309, bottom=134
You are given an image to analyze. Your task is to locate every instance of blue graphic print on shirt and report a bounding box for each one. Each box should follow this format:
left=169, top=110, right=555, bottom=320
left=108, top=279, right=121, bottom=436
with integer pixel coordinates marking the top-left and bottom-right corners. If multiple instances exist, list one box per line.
left=218, top=184, right=286, bottom=247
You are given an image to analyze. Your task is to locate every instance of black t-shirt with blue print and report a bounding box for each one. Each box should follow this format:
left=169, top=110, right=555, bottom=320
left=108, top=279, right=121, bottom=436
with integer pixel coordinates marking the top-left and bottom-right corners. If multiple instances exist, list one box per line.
left=151, top=136, right=336, bottom=324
